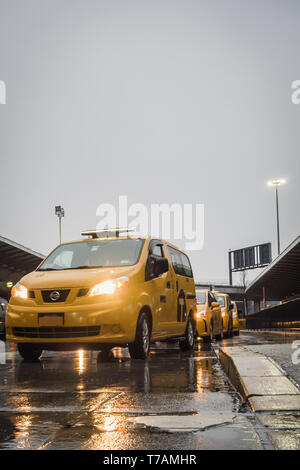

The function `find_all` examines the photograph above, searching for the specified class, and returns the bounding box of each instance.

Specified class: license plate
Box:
[38,313,64,327]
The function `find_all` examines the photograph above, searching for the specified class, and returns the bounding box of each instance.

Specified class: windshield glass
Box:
[38,238,145,271]
[196,292,206,304]
[215,295,225,308]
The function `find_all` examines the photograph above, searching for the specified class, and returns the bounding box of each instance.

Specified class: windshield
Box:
[38,238,145,271]
[196,292,206,305]
[215,295,225,308]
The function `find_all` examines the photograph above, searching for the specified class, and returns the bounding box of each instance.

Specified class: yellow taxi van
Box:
[213,292,234,338]
[6,229,197,361]
[195,289,223,342]
[231,301,240,336]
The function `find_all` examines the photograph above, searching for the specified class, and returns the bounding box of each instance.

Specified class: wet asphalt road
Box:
[0,331,298,450]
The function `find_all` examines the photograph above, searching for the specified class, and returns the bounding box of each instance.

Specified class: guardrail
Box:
[246,298,300,329]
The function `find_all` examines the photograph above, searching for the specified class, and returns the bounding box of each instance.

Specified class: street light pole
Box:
[55,206,65,244]
[275,184,280,255]
[268,179,285,257]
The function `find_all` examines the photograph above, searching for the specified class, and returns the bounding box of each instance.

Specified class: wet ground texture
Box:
[0,332,296,450]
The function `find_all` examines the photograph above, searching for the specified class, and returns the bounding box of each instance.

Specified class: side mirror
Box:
[153,257,169,277]
[211,301,219,308]
[228,303,234,311]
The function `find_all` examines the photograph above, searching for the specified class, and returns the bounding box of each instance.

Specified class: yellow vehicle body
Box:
[6,235,196,355]
[213,292,233,338]
[194,289,222,341]
[232,301,240,335]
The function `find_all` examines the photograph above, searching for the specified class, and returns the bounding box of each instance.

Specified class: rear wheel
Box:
[17,344,43,361]
[179,317,194,351]
[128,312,151,359]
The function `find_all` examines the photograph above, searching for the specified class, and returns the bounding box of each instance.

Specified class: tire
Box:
[179,317,195,351]
[234,330,240,336]
[215,321,224,341]
[128,311,151,359]
[203,322,214,343]
[17,344,43,361]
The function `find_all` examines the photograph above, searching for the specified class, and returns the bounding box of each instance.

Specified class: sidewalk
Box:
[219,344,300,450]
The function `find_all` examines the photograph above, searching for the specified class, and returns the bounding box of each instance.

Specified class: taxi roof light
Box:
[81,228,135,239]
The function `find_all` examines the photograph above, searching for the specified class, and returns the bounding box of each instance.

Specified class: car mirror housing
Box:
[153,257,169,277]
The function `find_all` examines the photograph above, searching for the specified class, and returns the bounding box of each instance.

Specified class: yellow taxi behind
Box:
[195,289,223,342]
[232,301,240,336]
[214,292,234,338]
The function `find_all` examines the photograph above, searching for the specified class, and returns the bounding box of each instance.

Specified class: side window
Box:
[151,244,164,257]
[145,240,165,281]
[180,253,193,278]
[167,246,193,278]
[208,292,213,306]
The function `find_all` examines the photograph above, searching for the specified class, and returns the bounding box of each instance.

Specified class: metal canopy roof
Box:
[0,235,44,278]
[246,235,300,301]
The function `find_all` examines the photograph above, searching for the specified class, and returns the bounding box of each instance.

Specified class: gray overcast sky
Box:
[0,0,299,284]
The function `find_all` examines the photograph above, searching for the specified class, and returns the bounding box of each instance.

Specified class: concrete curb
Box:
[218,346,300,413]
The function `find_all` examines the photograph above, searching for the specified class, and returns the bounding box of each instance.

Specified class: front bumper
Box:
[6,297,138,345]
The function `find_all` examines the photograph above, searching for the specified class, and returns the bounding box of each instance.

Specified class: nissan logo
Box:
[49,291,60,302]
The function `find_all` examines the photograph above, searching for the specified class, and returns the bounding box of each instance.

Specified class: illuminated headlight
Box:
[89,276,129,296]
[11,282,28,299]
[195,310,206,319]
[222,311,226,317]
[233,313,238,318]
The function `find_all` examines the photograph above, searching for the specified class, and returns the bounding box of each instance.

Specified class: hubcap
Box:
[187,321,193,346]
[142,320,149,353]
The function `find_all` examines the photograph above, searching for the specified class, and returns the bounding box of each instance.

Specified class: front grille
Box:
[13,326,100,338]
[41,289,70,303]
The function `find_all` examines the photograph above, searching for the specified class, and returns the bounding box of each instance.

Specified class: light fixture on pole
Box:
[55,205,65,244]
[267,179,285,256]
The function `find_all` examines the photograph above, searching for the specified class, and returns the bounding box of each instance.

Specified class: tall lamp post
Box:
[55,205,65,244]
[268,179,285,256]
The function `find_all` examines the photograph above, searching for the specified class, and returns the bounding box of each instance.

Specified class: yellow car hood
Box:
[19,266,134,289]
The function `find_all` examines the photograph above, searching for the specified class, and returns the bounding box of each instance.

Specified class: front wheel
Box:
[17,344,43,362]
[234,330,240,336]
[179,318,194,351]
[128,312,151,359]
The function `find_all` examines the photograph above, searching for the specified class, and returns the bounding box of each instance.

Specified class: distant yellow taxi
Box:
[214,292,234,338]
[194,289,223,342]
[231,301,240,336]
[6,230,197,361]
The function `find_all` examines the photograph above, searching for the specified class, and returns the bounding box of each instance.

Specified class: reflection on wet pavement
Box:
[0,334,268,450]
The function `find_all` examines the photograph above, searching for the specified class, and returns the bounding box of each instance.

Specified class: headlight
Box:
[222,311,226,317]
[233,313,238,318]
[11,282,28,299]
[89,276,129,296]
[195,310,206,318]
